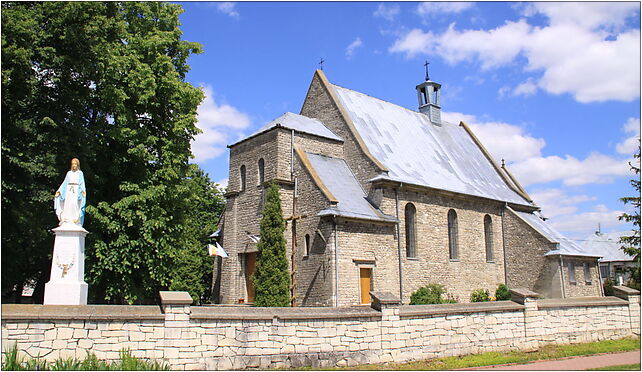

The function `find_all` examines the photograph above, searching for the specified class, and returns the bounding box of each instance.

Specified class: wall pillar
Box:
[613,286,641,335]
[160,291,202,370]
[371,291,401,363]
[510,288,541,350]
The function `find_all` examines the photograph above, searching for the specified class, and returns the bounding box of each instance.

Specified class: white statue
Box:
[54,158,86,226]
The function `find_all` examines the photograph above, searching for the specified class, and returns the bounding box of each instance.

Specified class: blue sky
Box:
[177,2,640,240]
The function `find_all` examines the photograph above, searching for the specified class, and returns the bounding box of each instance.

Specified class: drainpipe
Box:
[394,186,404,303]
[596,260,605,296]
[559,254,567,298]
[333,216,340,307]
[500,203,508,286]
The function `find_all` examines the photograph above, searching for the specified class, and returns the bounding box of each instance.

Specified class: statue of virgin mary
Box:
[54,158,87,226]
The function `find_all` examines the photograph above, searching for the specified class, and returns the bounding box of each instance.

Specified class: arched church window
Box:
[484,215,493,262]
[304,234,311,256]
[448,209,459,261]
[258,158,265,185]
[405,203,417,258]
[240,165,246,192]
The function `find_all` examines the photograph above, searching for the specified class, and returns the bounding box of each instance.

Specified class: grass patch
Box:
[292,337,640,370]
[588,364,640,371]
[2,344,169,371]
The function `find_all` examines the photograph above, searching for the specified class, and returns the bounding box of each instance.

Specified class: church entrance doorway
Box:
[245,252,256,303]
[359,268,372,304]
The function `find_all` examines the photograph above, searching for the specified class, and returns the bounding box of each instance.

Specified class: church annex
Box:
[214,70,602,306]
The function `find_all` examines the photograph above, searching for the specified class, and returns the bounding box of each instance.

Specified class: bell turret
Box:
[416,61,441,125]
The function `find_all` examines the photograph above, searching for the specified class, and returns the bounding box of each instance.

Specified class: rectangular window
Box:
[600,265,610,279]
[584,262,592,284]
[568,261,576,284]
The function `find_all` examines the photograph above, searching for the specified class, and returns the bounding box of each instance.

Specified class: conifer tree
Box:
[619,145,641,288]
[252,183,291,307]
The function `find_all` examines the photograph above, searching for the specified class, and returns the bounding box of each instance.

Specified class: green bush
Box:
[495,284,511,301]
[470,288,490,302]
[410,284,457,304]
[603,278,615,296]
[626,278,640,291]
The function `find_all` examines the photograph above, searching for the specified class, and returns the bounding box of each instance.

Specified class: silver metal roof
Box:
[511,209,601,258]
[331,84,530,206]
[254,112,342,142]
[580,231,635,262]
[305,152,397,223]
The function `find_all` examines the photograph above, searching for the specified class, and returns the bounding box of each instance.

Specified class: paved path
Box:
[461,350,640,370]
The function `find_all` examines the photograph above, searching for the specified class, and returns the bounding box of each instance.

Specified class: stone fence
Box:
[2,287,640,370]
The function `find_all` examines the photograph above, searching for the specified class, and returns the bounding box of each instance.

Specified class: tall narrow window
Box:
[448,209,459,260]
[304,234,311,256]
[240,165,246,192]
[484,215,493,262]
[568,261,576,284]
[583,262,592,284]
[405,203,417,258]
[258,158,265,185]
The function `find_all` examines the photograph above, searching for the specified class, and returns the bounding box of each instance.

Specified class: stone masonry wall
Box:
[378,187,506,303]
[503,208,558,296]
[2,291,639,371]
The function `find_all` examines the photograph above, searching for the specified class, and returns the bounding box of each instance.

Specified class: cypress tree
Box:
[252,183,291,307]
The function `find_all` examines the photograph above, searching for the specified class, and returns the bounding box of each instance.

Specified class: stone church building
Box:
[214,70,602,306]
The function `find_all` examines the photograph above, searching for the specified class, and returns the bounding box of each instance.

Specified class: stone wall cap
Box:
[537,296,628,309]
[370,291,401,304]
[510,288,541,298]
[1,304,164,320]
[613,286,641,295]
[159,291,193,305]
[191,305,381,320]
[399,301,524,317]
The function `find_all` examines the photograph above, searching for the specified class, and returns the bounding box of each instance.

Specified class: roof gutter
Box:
[394,187,404,304]
[333,216,340,307]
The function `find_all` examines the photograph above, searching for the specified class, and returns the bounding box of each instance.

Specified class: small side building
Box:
[581,231,637,285]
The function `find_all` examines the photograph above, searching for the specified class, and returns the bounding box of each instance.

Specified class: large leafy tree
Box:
[252,183,291,307]
[2,2,223,303]
[619,145,641,289]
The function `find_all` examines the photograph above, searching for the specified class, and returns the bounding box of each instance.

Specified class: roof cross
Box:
[319,58,325,71]
[424,60,430,81]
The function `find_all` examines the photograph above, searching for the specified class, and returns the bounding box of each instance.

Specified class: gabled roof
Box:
[580,231,636,262]
[508,208,601,258]
[302,151,397,223]
[328,83,532,207]
[231,112,342,147]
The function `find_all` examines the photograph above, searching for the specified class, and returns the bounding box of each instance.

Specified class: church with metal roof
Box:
[213,69,602,306]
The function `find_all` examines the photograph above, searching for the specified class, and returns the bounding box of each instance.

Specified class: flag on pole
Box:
[215,242,229,258]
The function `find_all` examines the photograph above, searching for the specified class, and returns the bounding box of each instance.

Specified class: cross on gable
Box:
[424,60,430,81]
[319,58,325,70]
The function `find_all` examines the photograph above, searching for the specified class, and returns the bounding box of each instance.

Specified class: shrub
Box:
[603,278,615,296]
[410,284,456,304]
[495,284,511,301]
[626,278,640,291]
[470,288,490,302]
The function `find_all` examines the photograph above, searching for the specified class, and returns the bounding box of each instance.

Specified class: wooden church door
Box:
[359,268,372,304]
[245,252,256,303]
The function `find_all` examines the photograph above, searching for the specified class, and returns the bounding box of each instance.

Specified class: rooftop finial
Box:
[424,60,430,81]
[319,58,325,71]
[501,158,505,168]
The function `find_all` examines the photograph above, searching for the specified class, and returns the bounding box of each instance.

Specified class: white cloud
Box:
[442,111,545,163]
[373,3,400,21]
[616,117,641,155]
[530,188,596,218]
[390,3,640,103]
[216,178,229,189]
[546,204,625,239]
[216,2,239,18]
[191,85,251,163]
[345,37,363,59]
[417,2,473,16]
[510,152,631,187]
[513,78,538,97]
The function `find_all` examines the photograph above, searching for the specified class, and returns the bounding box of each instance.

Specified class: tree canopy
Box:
[252,183,291,307]
[2,2,224,304]
[619,145,641,289]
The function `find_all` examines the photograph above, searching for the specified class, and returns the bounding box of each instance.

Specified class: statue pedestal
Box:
[44,223,88,305]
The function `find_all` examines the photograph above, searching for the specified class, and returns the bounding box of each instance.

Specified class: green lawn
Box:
[588,363,641,371]
[292,336,640,370]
